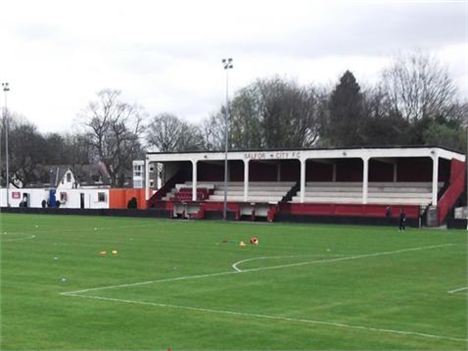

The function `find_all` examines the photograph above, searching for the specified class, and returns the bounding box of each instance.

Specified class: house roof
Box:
[23,163,112,188]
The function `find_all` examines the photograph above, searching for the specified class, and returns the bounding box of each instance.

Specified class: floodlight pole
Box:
[2,82,10,207]
[222,58,233,220]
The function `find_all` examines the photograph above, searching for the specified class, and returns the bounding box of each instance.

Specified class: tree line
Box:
[1,51,466,188]
[152,52,467,152]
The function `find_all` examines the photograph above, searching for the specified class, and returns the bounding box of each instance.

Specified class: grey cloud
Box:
[226,2,466,58]
[15,23,63,42]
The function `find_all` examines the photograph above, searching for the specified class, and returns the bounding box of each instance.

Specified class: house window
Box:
[134,165,142,177]
[66,173,71,182]
[60,192,67,202]
[98,192,106,202]
[149,165,154,172]
[149,180,154,187]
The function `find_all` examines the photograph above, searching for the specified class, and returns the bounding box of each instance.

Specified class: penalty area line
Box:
[64,293,468,343]
[60,270,237,296]
[61,243,454,296]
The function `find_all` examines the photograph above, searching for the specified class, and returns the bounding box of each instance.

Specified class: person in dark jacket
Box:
[385,206,392,225]
[399,209,406,231]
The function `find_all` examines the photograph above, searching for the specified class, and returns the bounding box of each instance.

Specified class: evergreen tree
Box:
[323,71,365,147]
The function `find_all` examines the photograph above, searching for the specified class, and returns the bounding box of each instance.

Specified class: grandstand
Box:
[144,146,465,225]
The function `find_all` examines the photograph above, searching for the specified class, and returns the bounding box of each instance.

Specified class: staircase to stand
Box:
[147,170,189,208]
[437,159,466,224]
[280,181,300,203]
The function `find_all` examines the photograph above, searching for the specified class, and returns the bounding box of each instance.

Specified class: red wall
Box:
[197,161,245,182]
[109,189,146,209]
[397,158,432,182]
[336,159,363,182]
[369,160,393,182]
[198,162,223,181]
[280,160,300,181]
[280,202,421,219]
[230,160,244,181]
[396,157,449,182]
[306,161,333,181]
[438,158,450,182]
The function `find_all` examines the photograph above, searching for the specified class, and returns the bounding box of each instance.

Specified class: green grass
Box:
[1,213,467,350]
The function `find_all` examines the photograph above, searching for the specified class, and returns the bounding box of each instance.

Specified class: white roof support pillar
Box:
[243,160,249,202]
[362,157,369,204]
[300,159,306,203]
[192,160,198,201]
[432,155,439,206]
[145,159,150,201]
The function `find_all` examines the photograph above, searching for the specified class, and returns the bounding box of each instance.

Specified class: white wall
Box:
[0,188,49,207]
[57,189,109,209]
[0,188,109,209]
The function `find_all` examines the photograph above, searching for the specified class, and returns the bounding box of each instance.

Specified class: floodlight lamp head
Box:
[2,82,9,92]
[222,58,234,69]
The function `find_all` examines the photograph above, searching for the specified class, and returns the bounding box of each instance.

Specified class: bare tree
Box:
[382,52,457,122]
[64,133,93,167]
[146,113,204,152]
[259,78,321,148]
[201,112,225,151]
[0,115,48,186]
[146,113,185,152]
[205,77,321,150]
[80,89,145,187]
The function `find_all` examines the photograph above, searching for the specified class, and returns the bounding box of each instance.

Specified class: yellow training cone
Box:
[239,241,246,248]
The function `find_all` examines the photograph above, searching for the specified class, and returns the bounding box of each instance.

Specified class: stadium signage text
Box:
[244,151,301,160]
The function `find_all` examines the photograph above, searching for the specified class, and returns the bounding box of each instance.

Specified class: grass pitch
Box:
[1,213,467,350]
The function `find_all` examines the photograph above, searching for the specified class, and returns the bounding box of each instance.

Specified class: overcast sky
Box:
[1,0,467,133]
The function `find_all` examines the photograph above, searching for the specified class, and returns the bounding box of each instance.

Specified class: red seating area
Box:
[171,187,211,202]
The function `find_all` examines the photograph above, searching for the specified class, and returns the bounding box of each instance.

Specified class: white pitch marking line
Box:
[448,287,468,294]
[65,293,468,343]
[232,255,305,272]
[241,243,455,274]
[60,270,236,296]
[61,243,454,296]
[232,254,345,272]
[0,232,36,242]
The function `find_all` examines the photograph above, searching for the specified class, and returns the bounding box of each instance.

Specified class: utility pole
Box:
[2,82,10,207]
[222,58,233,220]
